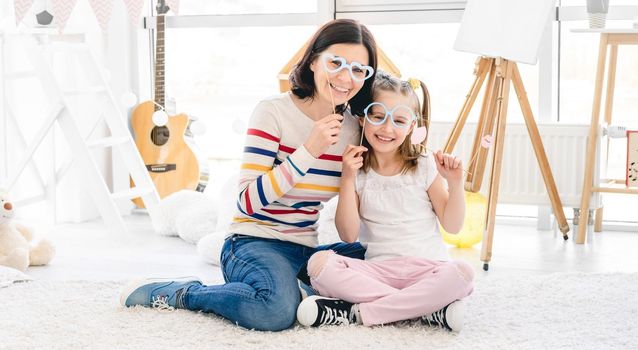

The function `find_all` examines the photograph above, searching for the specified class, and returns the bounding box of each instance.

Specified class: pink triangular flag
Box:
[166,0,180,14]
[122,0,144,27]
[52,0,77,34]
[14,0,35,25]
[89,0,114,32]
[411,126,428,145]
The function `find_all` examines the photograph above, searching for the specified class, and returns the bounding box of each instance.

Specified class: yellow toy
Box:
[441,191,487,248]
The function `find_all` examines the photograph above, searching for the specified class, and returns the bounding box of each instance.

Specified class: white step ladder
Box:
[5,40,162,234]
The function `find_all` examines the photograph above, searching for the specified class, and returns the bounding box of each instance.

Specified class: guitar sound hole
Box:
[151,126,170,146]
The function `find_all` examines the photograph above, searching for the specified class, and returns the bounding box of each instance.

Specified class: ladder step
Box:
[111,187,155,200]
[86,136,130,149]
[5,70,36,80]
[22,41,162,235]
[63,86,106,96]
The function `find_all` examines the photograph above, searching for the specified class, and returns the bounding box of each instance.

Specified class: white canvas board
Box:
[454,0,555,65]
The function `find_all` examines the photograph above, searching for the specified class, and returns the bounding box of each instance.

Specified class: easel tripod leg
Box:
[481,60,512,270]
[467,63,499,193]
[444,57,492,153]
[511,63,570,239]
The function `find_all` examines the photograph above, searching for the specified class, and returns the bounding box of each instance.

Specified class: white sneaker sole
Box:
[296,295,325,327]
[119,277,202,307]
[445,300,466,332]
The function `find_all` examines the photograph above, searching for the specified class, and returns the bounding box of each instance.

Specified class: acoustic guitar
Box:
[130,0,200,208]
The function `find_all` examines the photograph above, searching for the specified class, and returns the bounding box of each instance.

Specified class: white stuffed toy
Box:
[196,186,342,266]
[154,190,218,244]
[0,191,55,272]
[155,172,239,246]
[196,173,237,265]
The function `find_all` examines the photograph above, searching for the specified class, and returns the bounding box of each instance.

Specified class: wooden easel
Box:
[444,56,570,271]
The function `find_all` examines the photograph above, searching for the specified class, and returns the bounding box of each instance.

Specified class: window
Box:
[176,0,317,15]
[337,0,466,12]
[164,26,316,159]
[148,1,330,160]
[561,0,638,6]
[150,0,638,226]
[367,23,540,125]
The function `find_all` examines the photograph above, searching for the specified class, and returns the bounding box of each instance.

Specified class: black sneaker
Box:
[297,296,359,327]
[421,300,465,332]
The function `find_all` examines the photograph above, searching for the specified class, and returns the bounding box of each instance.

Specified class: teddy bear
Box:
[0,191,55,272]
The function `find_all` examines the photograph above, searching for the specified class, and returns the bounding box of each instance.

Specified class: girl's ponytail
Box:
[408,78,431,151]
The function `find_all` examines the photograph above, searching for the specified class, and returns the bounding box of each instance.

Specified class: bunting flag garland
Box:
[13,0,149,32]
[166,0,180,15]
[52,0,78,33]
[89,0,114,32]
[14,0,35,25]
[122,0,145,27]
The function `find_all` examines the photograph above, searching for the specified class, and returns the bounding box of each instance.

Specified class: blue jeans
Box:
[183,234,365,331]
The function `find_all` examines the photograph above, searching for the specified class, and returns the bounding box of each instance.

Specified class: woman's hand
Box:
[341,144,367,182]
[304,114,344,158]
[435,150,463,185]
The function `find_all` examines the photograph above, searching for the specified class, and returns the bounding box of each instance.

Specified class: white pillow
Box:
[196,231,227,266]
[0,266,31,288]
[155,190,218,239]
[317,196,341,245]
[215,173,239,232]
[175,203,218,244]
[195,173,238,266]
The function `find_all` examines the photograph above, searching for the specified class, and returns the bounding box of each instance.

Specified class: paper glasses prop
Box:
[321,53,374,82]
[359,102,494,176]
[360,102,427,145]
[320,53,374,115]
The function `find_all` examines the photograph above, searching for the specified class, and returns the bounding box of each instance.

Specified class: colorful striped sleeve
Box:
[236,101,316,215]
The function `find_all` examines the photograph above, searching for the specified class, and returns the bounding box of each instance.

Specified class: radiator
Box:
[427,122,599,209]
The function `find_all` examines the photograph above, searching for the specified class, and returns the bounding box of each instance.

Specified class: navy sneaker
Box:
[298,279,315,300]
[119,277,202,310]
[421,300,466,332]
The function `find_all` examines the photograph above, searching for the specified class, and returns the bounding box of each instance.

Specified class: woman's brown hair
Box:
[362,70,431,174]
[289,19,378,116]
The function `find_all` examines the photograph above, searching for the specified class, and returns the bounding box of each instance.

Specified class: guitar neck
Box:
[154,14,165,110]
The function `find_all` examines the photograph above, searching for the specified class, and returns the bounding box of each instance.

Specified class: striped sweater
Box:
[228,92,359,247]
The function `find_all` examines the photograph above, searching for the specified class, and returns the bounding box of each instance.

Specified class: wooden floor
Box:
[26,213,638,283]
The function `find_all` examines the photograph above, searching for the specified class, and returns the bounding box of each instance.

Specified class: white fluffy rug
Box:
[2,273,636,350]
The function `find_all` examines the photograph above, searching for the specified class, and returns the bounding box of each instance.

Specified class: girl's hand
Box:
[304,114,344,158]
[435,150,463,184]
[341,144,367,182]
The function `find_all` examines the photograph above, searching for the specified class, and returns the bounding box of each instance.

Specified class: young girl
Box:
[296,71,474,331]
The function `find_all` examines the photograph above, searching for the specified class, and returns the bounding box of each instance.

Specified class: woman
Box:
[120,19,378,331]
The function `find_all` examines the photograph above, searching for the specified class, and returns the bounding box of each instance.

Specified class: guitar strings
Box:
[151,100,166,110]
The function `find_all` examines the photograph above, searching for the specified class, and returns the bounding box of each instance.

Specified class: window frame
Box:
[134,1,638,229]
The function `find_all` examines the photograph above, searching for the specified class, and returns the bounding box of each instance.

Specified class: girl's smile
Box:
[362,90,416,155]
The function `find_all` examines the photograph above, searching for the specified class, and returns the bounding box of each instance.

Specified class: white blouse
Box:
[356,152,450,262]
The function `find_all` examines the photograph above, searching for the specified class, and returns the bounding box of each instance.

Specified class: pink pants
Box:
[309,251,475,326]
